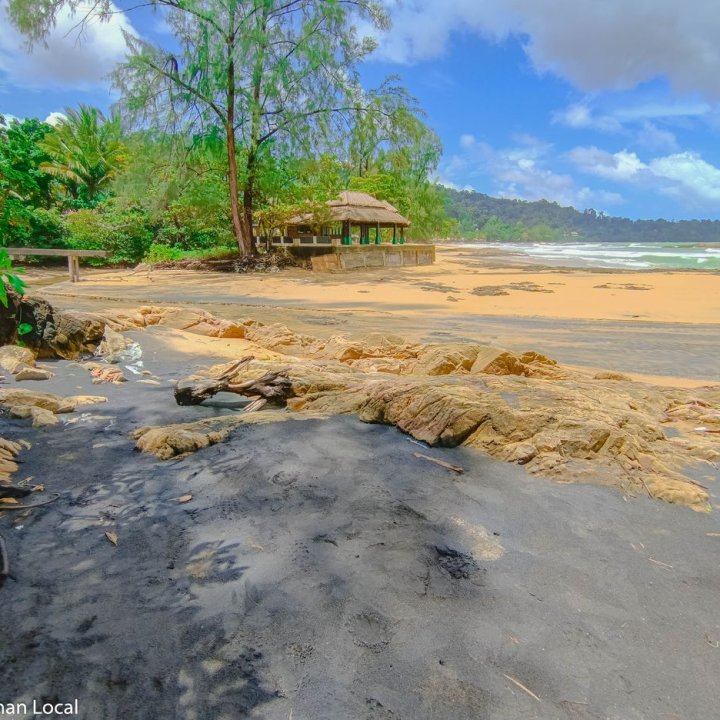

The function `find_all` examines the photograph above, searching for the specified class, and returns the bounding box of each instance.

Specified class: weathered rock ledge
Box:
[1,295,718,509]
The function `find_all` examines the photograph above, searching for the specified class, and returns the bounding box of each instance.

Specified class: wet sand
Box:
[1,330,720,719]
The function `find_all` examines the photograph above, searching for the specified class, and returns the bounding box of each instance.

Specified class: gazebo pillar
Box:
[400,226,405,244]
[375,222,381,245]
[392,225,397,245]
[342,220,351,245]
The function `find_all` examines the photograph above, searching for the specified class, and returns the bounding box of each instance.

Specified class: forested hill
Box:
[441,187,720,243]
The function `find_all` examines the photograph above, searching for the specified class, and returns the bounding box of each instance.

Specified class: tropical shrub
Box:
[0,248,26,307]
[142,242,184,263]
[63,205,154,264]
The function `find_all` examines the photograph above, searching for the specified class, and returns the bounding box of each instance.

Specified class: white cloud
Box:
[0,1,135,90]
[441,135,623,209]
[569,144,720,205]
[553,104,623,133]
[377,0,720,98]
[459,133,477,149]
[44,111,67,126]
[649,152,720,203]
[568,147,648,182]
[635,122,679,153]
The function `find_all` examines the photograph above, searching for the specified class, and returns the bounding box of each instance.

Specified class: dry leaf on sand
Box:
[105,531,118,546]
[177,495,193,504]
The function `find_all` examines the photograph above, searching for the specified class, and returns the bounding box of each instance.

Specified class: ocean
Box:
[447,241,720,270]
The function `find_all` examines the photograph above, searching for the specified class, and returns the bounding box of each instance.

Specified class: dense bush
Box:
[155,204,234,250]
[63,205,154,264]
[142,242,184,263]
[1,202,66,248]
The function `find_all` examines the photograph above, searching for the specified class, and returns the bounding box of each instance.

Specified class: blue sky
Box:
[3,0,720,220]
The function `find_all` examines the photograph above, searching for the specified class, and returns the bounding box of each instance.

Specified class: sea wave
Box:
[449,241,720,270]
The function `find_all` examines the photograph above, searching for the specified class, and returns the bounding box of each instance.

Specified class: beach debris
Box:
[472,282,553,296]
[0,493,60,510]
[95,326,141,364]
[104,531,118,546]
[174,357,293,409]
[81,362,127,384]
[434,544,479,579]
[147,251,300,274]
[503,674,542,702]
[594,283,653,291]
[177,495,193,504]
[0,485,32,500]
[414,453,465,474]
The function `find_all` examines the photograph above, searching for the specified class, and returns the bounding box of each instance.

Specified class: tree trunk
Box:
[243,157,256,256]
[226,45,252,258]
[226,123,252,257]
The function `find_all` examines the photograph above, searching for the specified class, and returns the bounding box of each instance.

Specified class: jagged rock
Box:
[132,416,245,460]
[0,289,105,359]
[471,348,561,378]
[9,404,58,427]
[136,306,246,338]
[0,346,36,374]
[46,312,106,359]
[0,388,106,429]
[412,344,480,376]
[0,437,29,482]
[96,327,131,363]
[14,367,54,381]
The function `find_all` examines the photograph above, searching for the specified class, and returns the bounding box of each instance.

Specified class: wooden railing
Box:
[5,247,109,282]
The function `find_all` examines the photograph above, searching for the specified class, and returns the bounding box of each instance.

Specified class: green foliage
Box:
[0,116,65,247]
[0,248,26,308]
[40,106,126,206]
[442,187,720,243]
[63,205,153,264]
[142,242,184,263]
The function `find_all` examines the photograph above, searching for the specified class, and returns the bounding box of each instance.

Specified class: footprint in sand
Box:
[346,609,394,652]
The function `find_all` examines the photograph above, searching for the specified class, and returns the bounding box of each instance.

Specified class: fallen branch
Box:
[413,453,465,474]
[174,358,294,411]
[174,357,254,405]
[503,673,542,702]
[0,493,61,510]
[0,485,32,500]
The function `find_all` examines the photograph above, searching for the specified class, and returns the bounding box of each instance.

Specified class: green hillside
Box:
[441,187,720,244]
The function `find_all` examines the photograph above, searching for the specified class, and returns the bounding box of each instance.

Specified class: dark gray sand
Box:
[1,333,720,719]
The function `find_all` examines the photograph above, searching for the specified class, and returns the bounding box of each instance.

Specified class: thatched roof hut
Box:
[289,191,411,227]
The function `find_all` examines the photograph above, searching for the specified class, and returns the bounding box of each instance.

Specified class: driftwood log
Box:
[174,357,294,412]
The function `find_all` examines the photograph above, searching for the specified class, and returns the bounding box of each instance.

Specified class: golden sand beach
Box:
[30,245,720,385]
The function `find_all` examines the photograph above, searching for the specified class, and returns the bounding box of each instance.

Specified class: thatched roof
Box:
[288,191,411,227]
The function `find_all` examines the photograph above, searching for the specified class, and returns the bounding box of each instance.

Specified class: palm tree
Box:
[40,106,126,204]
